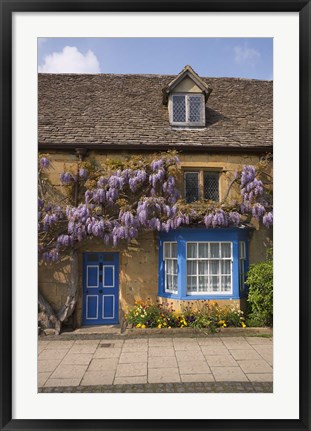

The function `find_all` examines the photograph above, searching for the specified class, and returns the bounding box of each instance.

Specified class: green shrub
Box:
[245,249,273,327]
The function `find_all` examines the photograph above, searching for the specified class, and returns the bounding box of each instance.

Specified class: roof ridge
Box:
[38,72,272,82]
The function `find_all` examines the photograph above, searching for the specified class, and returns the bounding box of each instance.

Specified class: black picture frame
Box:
[0,1,310,430]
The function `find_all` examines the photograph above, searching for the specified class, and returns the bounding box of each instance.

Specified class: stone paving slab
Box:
[38,372,51,387]
[148,338,173,347]
[50,364,88,379]
[39,349,69,361]
[116,362,147,377]
[211,366,249,382]
[148,367,180,383]
[45,378,81,387]
[114,376,148,385]
[119,352,147,363]
[88,358,118,371]
[70,344,98,354]
[38,359,62,373]
[205,355,239,367]
[230,349,262,360]
[45,340,75,350]
[148,347,175,357]
[148,356,178,369]
[93,348,122,359]
[178,360,211,374]
[181,373,214,383]
[81,370,115,386]
[62,353,93,365]
[237,359,273,374]
[200,345,230,355]
[38,336,273,392]
[246,373,273,382]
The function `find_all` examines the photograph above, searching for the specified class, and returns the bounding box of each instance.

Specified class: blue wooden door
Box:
[83,252,119,325]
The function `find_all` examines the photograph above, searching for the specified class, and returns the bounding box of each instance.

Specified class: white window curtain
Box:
[186,242,232,294]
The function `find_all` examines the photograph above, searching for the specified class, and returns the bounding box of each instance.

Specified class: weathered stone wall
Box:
[38,149,272,326]
[157,297,247,312]
[39,257,72,311]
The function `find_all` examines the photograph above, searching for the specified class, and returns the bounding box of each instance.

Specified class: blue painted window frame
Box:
[158,228,250,300]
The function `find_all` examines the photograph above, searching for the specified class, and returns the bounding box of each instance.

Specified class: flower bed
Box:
[124,299,247,333]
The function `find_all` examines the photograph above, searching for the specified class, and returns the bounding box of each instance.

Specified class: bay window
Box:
[159,228,249,300]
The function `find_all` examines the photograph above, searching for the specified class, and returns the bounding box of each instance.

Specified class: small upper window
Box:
[170,94,205,126]
[184,170,219,203]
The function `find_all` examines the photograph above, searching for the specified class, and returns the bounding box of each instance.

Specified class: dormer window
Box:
[162,65,212,129]
[170,94,205,127]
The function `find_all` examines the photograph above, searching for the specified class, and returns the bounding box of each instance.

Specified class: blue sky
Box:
[38,38,273,80]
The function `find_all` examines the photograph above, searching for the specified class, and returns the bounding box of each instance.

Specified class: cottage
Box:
[38,65,272,329]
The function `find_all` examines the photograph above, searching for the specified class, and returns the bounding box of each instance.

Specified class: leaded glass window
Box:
[188,96,202,122]
[184,170,219,202]
[172,95,186,123]
[184,172,199,203]
[204,172,219,201]
[186,242,232,294]
[163,242,178,293]
[170,94,205,126]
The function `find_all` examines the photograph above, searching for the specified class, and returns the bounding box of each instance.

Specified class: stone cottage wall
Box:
[38,149,272,326]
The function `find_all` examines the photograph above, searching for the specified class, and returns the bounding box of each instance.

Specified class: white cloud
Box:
[234,44,261,66]
[38,46,100,73]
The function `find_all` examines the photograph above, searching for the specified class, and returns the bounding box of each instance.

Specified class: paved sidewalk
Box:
[38,336,273,391]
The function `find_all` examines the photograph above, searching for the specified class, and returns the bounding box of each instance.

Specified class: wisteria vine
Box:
[38,152,273,262]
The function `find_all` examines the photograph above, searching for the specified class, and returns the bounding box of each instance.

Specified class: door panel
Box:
[86,295,98,319]
[103,265,114,287]
[86,265,99,288]
[83,253,119,325]
[102,295,114,319]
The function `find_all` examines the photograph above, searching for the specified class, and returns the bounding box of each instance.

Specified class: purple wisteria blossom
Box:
[263,211,273,228]
[79,168,88,179]
[60,172,72,185]
[40,157,50,169]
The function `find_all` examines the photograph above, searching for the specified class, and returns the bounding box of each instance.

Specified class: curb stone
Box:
[38,381,273,393]
[39,327,273,342]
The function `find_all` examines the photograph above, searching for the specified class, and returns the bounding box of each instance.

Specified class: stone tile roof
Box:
[38,73,273,150]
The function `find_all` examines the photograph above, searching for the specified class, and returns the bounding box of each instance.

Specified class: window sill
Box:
[170,125,206,130]
[159,292,241,301]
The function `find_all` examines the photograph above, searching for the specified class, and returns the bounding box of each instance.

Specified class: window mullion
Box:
[199,170,204,199]
[196,243,199,293]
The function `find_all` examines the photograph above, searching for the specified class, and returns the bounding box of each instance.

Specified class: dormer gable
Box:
[162,65,212,128]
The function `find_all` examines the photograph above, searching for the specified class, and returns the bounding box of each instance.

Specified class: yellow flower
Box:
[136,323,141,328]
[141,324,146,329]
[158,324,162,328]
[241,322,246,328]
